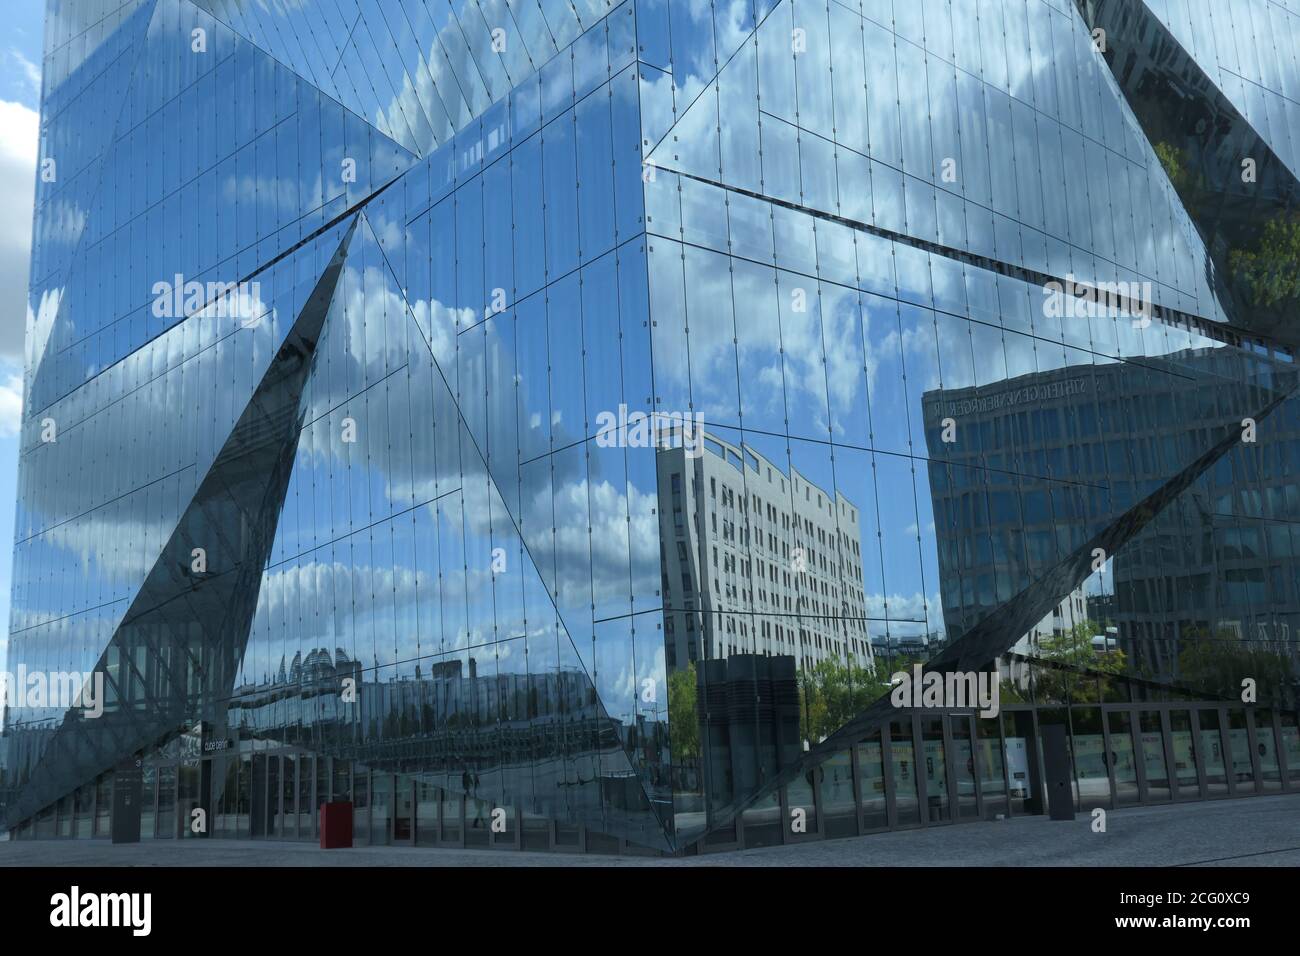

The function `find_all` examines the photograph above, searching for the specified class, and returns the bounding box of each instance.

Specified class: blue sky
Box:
[0,0,46,667]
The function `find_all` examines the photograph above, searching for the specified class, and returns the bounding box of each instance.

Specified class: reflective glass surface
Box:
[3,0,1299,853]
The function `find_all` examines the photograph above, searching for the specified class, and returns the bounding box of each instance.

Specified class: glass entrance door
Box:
[394,776,414,844]
[857,733,888,830]
[140,764,157,838]
[156,764,176,838]
[976,717,1007,819]
[888,720,920,826]
[371,773,391,845]
[819,750,857,838]
[1071,708,1110,810]
[1106,711,1140,804]
[177,761,201,838]
[279,756,296,839]
[1004,711,1041,813]
[920,718,950,823]
[250,755,267,838]
[237,753,252,837]
[783,769,819,842]
[416,781,439,845]
[1255,711,1283,792]
[1198,708,1229,796]
[1138,711,1171,802]
[1168,711,1201,799]
[1227,708,1256,792]
[1282,712,1300,787]
[265,757,280,837]
[300,758,316,839]
[440,790,462,845]
[948,717,979,820]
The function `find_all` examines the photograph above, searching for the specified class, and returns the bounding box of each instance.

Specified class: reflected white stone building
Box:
[655,429,871,673]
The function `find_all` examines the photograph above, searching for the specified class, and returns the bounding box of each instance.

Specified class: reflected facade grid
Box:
[2,0,1299,853]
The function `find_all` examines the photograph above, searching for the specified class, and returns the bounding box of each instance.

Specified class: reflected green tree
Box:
[1177,626,1296,702]
[1009,621,1127,704]
[1155,141,1199,197]
[666,664,699,763]
[1228,213,1300,308]
[999,671,1029,705]
[798,654,923,743]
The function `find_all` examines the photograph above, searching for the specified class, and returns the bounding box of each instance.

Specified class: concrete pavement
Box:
[1,791,1296,866]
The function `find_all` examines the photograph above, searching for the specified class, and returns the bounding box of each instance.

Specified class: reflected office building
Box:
[4,0,1300,854]
[922,348,1300,699]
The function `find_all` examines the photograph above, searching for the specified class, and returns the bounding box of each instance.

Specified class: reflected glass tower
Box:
[3,0,1299,852]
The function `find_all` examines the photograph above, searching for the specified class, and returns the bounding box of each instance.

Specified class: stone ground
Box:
[1,791,1296,866]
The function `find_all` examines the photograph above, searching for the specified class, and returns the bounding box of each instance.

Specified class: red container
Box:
[319,801,354,849]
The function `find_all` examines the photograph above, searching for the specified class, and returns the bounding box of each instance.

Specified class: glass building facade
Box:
[2,0,1298,853]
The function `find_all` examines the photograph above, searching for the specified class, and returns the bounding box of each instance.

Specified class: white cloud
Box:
[0,367,21,437]
[8,48,41,99]
[0,98,38,364]
[864,591,945,637]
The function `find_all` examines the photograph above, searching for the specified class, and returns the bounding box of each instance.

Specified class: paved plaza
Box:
[1,793,1296,867]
